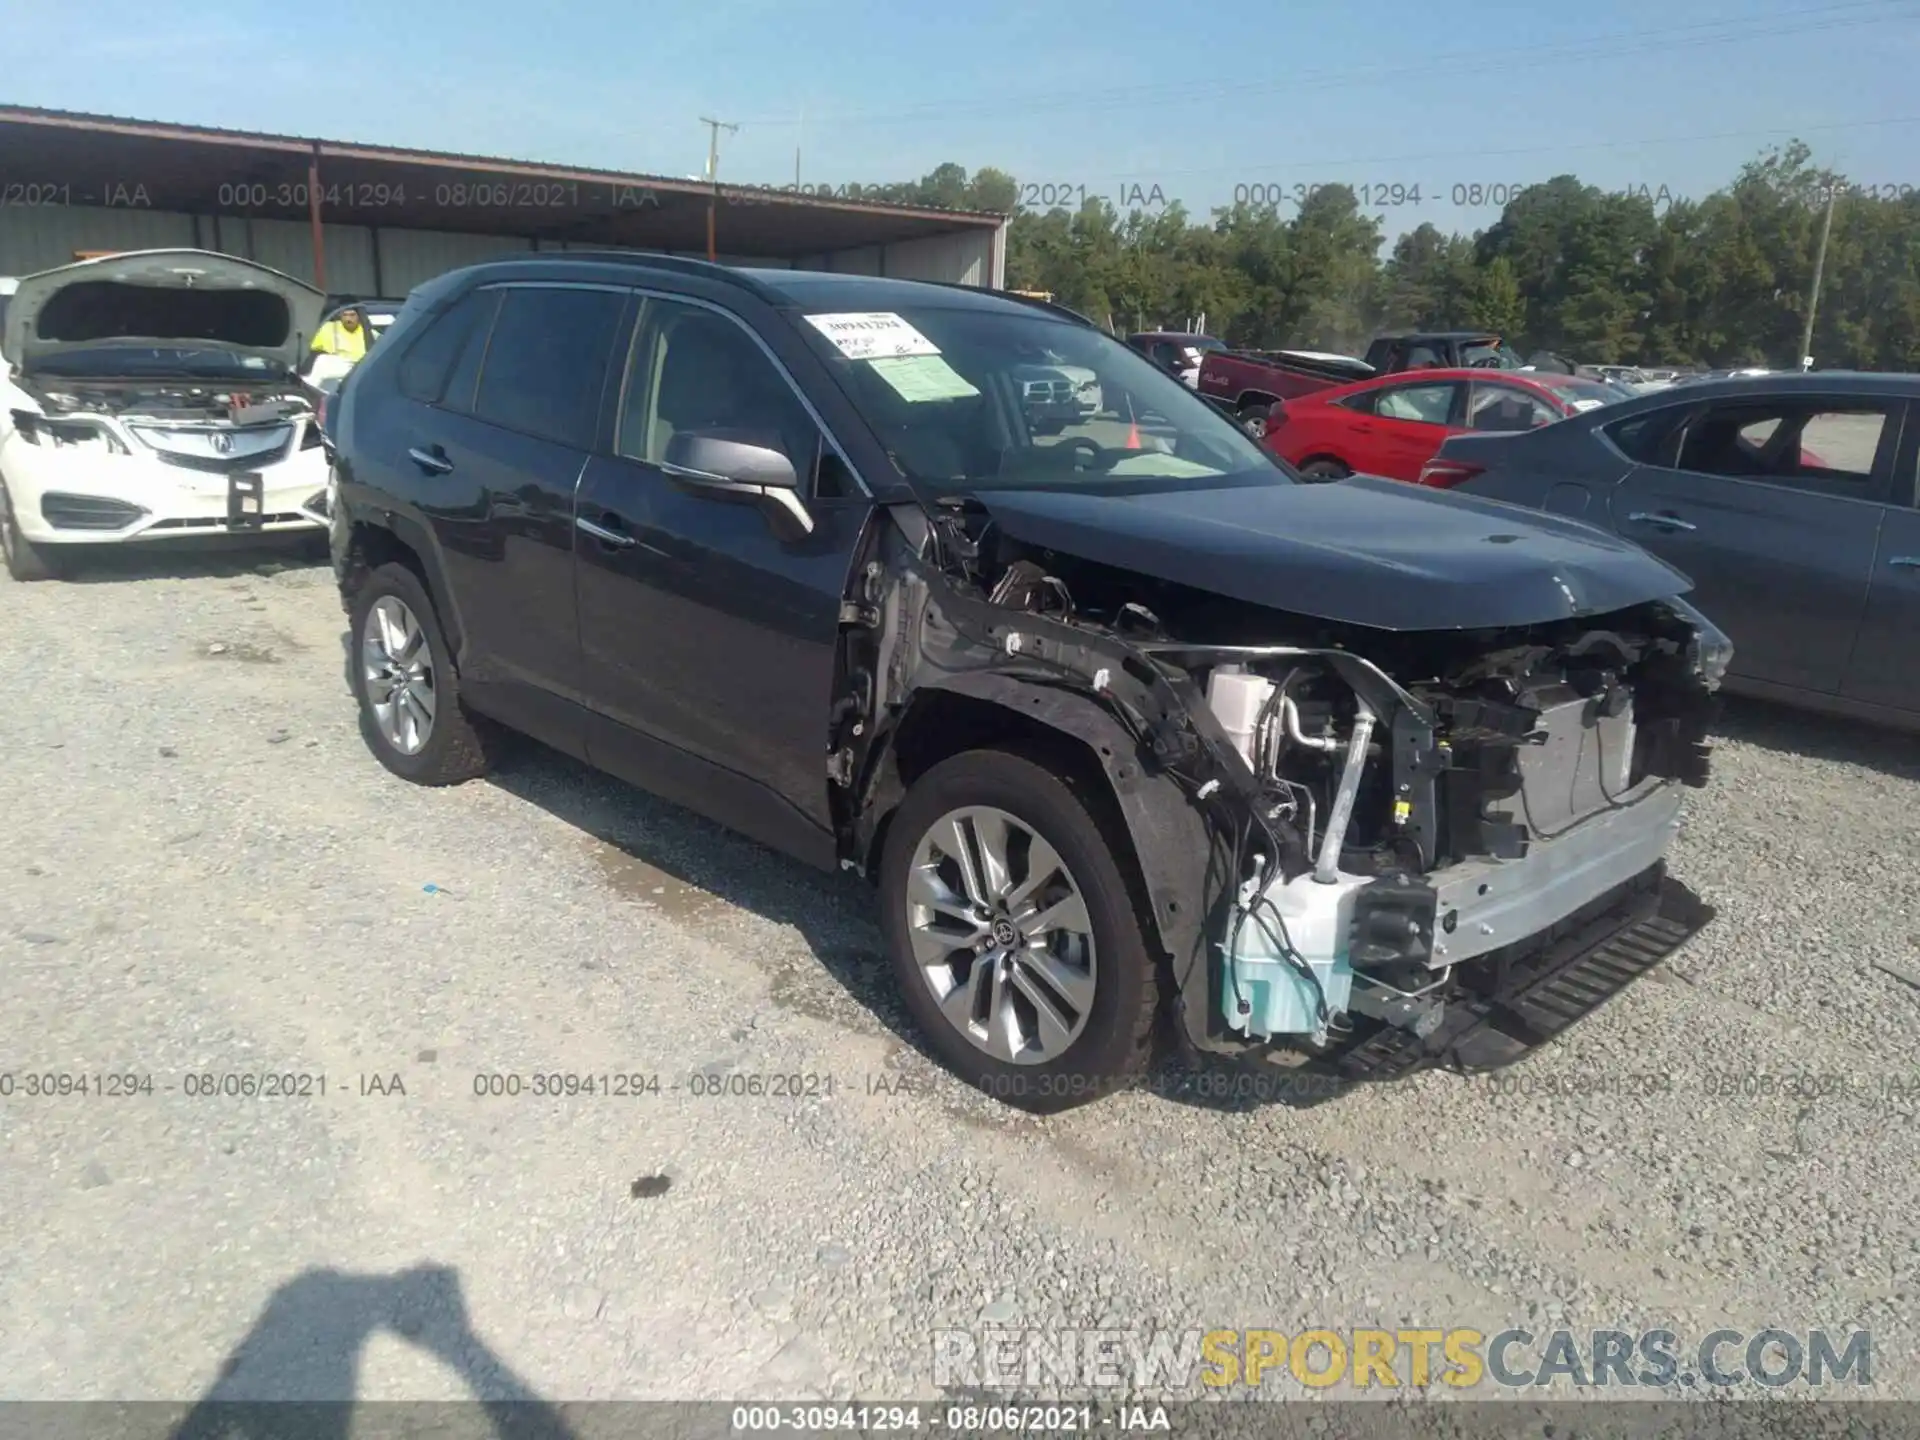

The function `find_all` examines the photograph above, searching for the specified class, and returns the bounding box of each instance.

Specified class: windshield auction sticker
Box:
[804,312,941,360]
[868,354,980,402]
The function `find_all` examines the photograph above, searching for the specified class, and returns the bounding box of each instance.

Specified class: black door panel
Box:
[419,285,630,750]
[425,414,593,743]
[573,296,870,867]
[575,452,867,859]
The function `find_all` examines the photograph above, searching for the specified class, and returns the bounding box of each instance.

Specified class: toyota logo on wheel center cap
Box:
[991,918,1020,948]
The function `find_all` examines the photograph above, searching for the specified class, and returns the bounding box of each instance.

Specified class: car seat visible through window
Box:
[649,311,818,477]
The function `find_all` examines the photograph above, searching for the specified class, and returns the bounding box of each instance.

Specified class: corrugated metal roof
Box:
[0,105,1009,224]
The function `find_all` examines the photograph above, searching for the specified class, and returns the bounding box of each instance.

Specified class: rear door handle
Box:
[1627,510,1697,532]
[407,446,453,475]
[1891,556,1920,569]
[575,515,636,548]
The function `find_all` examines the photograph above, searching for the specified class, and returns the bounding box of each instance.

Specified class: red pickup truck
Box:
[1197,331,1529,437]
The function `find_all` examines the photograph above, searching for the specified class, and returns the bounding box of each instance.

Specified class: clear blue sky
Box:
[6,0,1918,235]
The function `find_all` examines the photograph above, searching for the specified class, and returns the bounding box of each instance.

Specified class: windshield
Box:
[26,346,288,380]
[1460,339,1528,370]
[1536,375,1632,408]
[797,307,1284,491]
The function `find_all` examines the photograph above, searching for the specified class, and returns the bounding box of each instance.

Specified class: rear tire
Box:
[1299,458,1351,482]
[349,561,497,786]
[0,483,61,582]
[878,749,1162,1114]
[1238,402,1272,439]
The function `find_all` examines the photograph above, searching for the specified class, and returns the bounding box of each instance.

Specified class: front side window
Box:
[470,287,626,448]
[790,305,1280,491]
[1376,382,1458,425]
[1460,339,1526,370]
[617,299,822,483]
[1467,382,1557,431]
[1674,399,1890,495]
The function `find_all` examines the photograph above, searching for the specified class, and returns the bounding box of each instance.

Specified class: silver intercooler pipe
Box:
[1312,700,1377,884]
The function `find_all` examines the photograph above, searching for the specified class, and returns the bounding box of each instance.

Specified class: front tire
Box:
[879,749,1161,1113]
[349,561,496,785]
[0,483,61,582]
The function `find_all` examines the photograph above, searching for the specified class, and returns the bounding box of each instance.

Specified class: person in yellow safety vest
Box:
[311,308,368,363]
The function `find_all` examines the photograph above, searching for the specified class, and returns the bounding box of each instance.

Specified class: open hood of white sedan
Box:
[5,249,325,374]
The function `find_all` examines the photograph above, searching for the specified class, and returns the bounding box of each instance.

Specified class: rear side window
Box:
[1604,406,1687,463]
[397,292,486,404]
[1376,382,1456,424]
[471,287,627,448]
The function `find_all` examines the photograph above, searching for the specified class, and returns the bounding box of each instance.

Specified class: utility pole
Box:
[700,116,739,262]
[795,106,803,189]
[1800,180,1838,371]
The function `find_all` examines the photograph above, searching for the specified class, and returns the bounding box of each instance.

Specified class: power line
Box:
[1089,112,1920,189]
[723,112,1920,201]
[733,0,1915,130]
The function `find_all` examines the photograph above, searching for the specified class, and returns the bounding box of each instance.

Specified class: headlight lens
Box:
[10,410,128,454]
[1669,596,1733,688]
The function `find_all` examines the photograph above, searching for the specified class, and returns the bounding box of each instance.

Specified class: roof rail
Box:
[488,248,787,302]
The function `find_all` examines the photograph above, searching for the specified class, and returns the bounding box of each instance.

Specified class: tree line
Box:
[849,144,1920,371]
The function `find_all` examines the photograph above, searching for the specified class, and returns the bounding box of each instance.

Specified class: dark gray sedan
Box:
[1422,372,1920,730]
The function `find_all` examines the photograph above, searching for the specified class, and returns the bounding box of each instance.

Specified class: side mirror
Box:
[661,430,813,539]
[664,431,798,489]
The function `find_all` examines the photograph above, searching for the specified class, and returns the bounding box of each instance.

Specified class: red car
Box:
[1265,368,1628,483]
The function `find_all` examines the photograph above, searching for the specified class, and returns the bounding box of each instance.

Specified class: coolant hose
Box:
[1312,700,1376,884]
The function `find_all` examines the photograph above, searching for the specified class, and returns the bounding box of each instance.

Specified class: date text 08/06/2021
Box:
[729,1403,1172,1432]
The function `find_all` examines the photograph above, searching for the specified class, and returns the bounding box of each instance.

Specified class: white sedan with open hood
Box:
[0,250,331,581]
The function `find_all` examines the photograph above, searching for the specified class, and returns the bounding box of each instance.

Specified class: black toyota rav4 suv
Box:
[328,252,1728,1111]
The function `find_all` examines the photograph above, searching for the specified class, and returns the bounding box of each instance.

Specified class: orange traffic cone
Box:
[1125,420,1141,449]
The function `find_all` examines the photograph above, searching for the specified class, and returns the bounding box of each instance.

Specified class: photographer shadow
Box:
[169,1263,575,1440]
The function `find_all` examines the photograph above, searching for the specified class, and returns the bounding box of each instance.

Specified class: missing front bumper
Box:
[1331,862,1714,1085]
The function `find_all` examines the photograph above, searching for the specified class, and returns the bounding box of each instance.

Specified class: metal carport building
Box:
[0,107,1009,298]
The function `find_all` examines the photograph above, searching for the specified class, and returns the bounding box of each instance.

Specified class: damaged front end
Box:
[835,498,1726,1083]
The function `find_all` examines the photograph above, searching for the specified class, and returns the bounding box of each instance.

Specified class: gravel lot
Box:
[1,542,1917,1413]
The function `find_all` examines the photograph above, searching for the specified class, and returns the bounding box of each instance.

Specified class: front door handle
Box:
[407,446,453,475]
[1627,510,1697,532]
[1891,556,1920,569]
[575,515,636,548]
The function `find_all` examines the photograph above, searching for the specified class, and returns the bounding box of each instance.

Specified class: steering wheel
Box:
[1062,436,1116,472]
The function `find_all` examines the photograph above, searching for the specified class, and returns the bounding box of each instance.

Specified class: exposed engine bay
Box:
[17,373,312,426]
[839,496,1727,1080]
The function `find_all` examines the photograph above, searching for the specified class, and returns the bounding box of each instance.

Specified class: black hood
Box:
[976,475,1693,632]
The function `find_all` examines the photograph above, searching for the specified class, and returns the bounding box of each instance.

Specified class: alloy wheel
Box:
[362,595,437,755]
[905,805,1098,1064]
